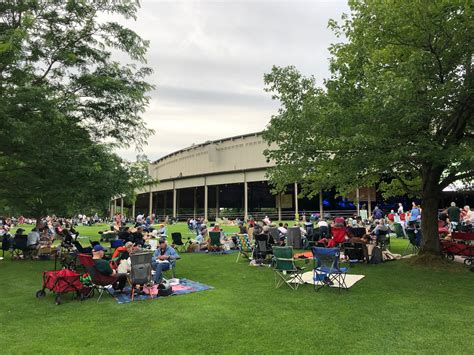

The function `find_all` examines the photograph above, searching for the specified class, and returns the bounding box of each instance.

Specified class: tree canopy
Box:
[263,0,473,254]
[0,0,154,217]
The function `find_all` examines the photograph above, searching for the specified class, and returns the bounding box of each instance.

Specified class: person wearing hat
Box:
[151,237,179,284]
[92,244,127,291]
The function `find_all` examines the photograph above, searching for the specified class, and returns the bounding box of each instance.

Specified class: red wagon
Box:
[36,269,84,305]
[441,232,474,266]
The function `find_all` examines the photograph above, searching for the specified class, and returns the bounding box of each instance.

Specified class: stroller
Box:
[36,269,84,305]
[441,232,474,266]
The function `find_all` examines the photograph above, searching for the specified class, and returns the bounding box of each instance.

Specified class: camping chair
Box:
[348,227,366,238]
[376,230,391,250]
[162,256,180,279]
[329,227,347,248]
[171,232,187,253]
[342,242,366,265]
[272,246,305,290]
[235,234,253,262]
[254,234,273,264]
[269,227,281,244]
[2,235,11,258]
[392,223,406,238]
[78,253,117,302]
[208,231,223,253]
[403,229,421,256]
[130,251,153,301]
[312,247,348,293]
[12,235,29,260]
[73,240,93,254]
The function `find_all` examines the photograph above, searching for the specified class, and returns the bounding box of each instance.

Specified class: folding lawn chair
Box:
[73,240,93,254]
[171,232,187,253]
[403,229,421,256]
[12,235,29,260]
[162,256,180,279]
[312,247,348,293]
[208,231,223,253]
[272,246,305,290]
[2,235,11,258]
[392,223,406,238]
[376,230,391,250]
[235,234,253,262]
[130,251,153,301]
[254,234,273,264]
[78,254,117,302]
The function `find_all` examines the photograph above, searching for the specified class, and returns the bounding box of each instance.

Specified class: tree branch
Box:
[440,171,474,190]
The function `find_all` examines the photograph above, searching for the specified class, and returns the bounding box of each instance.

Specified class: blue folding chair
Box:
[312,247,348,292]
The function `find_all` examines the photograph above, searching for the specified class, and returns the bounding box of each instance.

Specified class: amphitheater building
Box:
[111,132,471,221]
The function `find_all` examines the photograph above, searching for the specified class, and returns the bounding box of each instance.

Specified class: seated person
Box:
[211,223,222,233]
[118,227,132,242]
[26,227,40,257]
[92,245,127,291]
[111,241,134,261]
[151,238,179,283]
[238,223,247,234]
[277,222,287,237]
[157,224,167,236]
[334,216,345,228]
[253,222,263,236]
[317,219,330,238]
[372,219,390,244]
[131,226,145,246]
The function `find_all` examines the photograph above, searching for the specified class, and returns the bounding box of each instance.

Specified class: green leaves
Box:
[264,0,473,198]
[0,0,154,216]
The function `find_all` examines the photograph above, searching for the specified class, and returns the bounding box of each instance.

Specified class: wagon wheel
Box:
[444,253,454,261]
[464,258,472,266]
[55,295,61,305]
[36,290,46,298]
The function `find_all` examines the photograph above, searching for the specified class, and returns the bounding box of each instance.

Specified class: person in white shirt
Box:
[277,222,287,236]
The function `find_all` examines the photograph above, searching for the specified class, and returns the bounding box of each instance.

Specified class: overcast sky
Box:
[115,0,349,161]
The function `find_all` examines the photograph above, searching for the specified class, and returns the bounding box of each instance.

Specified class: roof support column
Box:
[244,173,248,221]
[148,190,153,217]
[204,177,208,221]
[173,181,177,218]
[215,186,219,220]
[193,187,197,219]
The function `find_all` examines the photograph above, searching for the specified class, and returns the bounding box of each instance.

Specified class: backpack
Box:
[370,246,383,264]
[158,279,173,296]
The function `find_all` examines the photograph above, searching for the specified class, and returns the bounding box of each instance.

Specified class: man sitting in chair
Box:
[92,245,127,291]
[151,237,179,283]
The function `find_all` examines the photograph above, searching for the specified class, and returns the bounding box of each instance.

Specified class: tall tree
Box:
[263,0,474,255]
[0,0,154,216]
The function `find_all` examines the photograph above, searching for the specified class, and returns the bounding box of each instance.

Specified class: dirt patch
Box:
[405,254,469,272]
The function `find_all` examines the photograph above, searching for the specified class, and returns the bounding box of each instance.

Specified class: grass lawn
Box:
[0,223,472,354]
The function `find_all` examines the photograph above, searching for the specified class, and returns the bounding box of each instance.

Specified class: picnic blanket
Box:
[107,278,213,304]
[289,272,365,289]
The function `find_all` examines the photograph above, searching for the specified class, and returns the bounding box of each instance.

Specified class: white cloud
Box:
[115,0,349,160]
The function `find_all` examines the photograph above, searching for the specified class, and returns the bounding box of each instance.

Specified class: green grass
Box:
[0,223,472,354]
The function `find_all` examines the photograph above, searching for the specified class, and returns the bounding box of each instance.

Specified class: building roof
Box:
[152,131,263,164]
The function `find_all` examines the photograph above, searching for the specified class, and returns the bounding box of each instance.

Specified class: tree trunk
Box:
[420,166,443,256]
[420,190,440,255]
